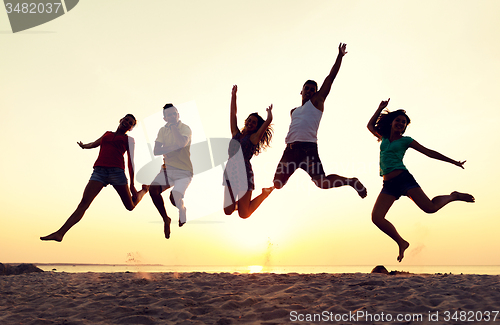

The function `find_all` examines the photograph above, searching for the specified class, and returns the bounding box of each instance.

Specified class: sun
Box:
[248,265,263,273]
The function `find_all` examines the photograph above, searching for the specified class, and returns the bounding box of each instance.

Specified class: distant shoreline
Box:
[32,263,165,267]
[4,263,500,276]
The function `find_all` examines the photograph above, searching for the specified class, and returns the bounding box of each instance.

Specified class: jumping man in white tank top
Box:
[273,43,367,198]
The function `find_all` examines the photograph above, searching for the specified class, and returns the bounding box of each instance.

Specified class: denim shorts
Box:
[381,170,420,200]
[89,167,128,187]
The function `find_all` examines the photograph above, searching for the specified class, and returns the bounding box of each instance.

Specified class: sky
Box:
[1,0,499,268]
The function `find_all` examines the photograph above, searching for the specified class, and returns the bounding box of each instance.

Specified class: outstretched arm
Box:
[313,43,348,108]
[250,104,273,145]
[367,99,390,139]
[410,140,466,168]
[77,134,104,149]
[230,85,240,137]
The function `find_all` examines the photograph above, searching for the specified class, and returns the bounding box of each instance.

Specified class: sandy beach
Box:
[1,272,499,324]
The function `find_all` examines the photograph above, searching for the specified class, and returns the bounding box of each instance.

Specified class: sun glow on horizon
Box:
[248,265,264,273]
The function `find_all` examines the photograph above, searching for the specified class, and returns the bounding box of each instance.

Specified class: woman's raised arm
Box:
[230,85,240,137]
[367,99,390,139]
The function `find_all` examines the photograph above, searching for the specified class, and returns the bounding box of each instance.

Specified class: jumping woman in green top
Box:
[367,98,475,262]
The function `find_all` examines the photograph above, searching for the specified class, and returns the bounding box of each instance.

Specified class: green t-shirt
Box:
[379,136,414,176]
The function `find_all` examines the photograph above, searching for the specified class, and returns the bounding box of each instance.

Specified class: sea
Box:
[33,264,500,275]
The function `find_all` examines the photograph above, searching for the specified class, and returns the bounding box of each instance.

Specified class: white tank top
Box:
[284,100,323,144]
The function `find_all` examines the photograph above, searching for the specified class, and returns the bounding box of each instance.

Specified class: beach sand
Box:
[1,272,499,324]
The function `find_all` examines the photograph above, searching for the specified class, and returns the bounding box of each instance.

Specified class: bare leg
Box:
[223,184,237,215]
[149,185,171,239]
[371,193,409,262]
[313,175,367,198]
[237,187,274,219]
[272,160,290,190]
[171,191,187,227]
[40,180,105,242]
[407,188,475,214]
[137,185,150,204]
[113,184,149,211]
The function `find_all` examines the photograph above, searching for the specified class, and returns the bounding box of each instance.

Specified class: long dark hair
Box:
[245,112,273,156]
[374,109,410,140]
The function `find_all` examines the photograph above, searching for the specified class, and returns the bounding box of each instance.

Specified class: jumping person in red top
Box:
[40,114,149,242]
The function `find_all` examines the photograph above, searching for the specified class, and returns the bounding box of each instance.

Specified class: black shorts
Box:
[381,170,420,200]
[273,142,325,188]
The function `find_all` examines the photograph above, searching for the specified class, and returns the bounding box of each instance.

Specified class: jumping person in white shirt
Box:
[273,43,367,198]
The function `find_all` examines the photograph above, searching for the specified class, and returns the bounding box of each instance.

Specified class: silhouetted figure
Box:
[223,85,274,219]
[367,98,475,262]
[40,114,149,242]
[273,43,367,198]
[149,104,193,239]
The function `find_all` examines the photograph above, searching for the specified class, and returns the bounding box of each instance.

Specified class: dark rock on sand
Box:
[0,263,44,275]
[371,265,410,276]
[371,265,389,274]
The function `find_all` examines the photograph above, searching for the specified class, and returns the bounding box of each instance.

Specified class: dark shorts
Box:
[381,170,420,200]
[89,167,128,187]
[273,142,325,188]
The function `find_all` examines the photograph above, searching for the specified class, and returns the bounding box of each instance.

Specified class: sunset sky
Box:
[1,0,499,268]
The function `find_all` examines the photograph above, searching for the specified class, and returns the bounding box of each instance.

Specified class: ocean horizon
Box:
[22,263,500,275]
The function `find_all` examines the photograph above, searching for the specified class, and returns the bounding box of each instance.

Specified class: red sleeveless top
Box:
[93,131,131,170]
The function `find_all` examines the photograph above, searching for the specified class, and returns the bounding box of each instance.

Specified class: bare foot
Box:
[397,240,410,262]
[351,178,367,198]
[451,191,475,203]
[40,232,63,242]
[164,217,171,239]
[262,186,275,198]
[141,184,150,193]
